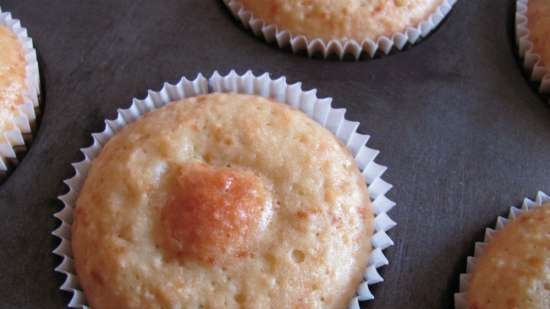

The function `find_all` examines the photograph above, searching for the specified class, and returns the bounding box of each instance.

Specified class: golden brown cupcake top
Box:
[72,93,373,309]
[0,25,27,136]
[467,205,550,309]
[239,0,443,41]
[527,0,550,69]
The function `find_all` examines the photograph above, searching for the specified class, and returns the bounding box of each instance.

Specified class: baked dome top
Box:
[239,0,443,41]
[0,25,27,138]
[467,205,550,309]
[72,93,373,309]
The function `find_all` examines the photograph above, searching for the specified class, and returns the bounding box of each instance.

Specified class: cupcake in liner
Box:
[0,7,40,178]
[222,0,456,60]
[52,70,396,308]
[516,0,550,95]
[454,190,550,309]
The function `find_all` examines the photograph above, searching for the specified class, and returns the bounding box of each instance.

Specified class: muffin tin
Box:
[0,1,549,309]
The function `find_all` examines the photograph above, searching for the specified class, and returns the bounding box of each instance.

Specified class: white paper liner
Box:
[52,70,397,308]
[223,0,456,60]
[516,0,550,95]
[454,190,550,309]
[0,7,40,173]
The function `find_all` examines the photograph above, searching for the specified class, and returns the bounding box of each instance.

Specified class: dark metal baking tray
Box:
[0,0,548,308]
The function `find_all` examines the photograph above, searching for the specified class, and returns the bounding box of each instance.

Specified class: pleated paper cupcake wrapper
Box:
[223,0,456,60]
[53,70,396,309]
[0,7,40,174]
[454,190,550,309]
[516,0,550,95]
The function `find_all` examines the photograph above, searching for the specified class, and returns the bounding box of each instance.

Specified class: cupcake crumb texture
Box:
[0,25,27,139]
[239,0,443,41]
[467,205,550,309]
[72,93,374,309]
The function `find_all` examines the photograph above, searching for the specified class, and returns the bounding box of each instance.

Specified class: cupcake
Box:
[516,0,550,94]
[455,192,550,309]
[224,0,456,59]
[0,8,40,177]
[54,72,396,309]
[71,93,373,309]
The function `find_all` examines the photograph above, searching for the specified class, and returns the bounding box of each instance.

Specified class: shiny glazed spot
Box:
[161,163,268,264]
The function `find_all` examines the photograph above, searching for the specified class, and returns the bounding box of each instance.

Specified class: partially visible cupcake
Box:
[0,8,40,178]
[455,193,550,309]
[467,206,550,308]
[224,0,456,59]
[516,0,550,94]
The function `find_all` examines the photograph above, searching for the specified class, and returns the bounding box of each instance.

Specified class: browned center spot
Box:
[161,163,268,264]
